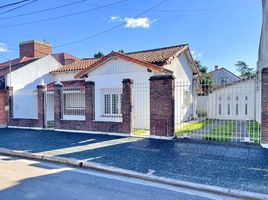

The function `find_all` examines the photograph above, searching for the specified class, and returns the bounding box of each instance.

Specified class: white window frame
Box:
[101,88,122,118]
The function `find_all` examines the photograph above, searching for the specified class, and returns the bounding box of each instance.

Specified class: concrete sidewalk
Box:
[0,128,267,195]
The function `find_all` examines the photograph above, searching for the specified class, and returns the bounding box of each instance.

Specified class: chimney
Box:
[214,65,219,70]
[19,40,52,58]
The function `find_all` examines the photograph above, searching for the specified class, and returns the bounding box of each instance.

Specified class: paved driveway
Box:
[0,128,267,194]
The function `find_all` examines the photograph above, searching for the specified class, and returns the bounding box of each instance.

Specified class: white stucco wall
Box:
[84,57,160,128]
[165,52,195,123]
[6,55,62,119]
[207,79,257,120]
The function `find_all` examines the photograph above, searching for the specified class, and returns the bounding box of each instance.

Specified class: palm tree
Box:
[195,60,207,74]
[235,61,253,78]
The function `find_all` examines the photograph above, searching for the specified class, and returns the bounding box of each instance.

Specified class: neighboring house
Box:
[208,65,240,86]
[0,40,77,127]
[49,44,198,131]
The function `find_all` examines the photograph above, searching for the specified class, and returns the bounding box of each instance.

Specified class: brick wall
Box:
[262,68,268,144]
[20,41,52,58]
[54,79,133,134]
[0,90,6,126]
[150,75,175,137]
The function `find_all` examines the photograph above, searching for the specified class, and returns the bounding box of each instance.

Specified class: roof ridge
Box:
[126,44,188,55]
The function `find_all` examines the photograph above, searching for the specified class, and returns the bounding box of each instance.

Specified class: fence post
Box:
[54,82,63,130]
[85,81,95,129]
[261,68,268,148]
[36,83,46,128]
[122,79,133,134]
[149,75,175,138]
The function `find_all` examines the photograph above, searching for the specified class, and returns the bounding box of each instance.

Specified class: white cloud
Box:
[109,16,156,29]
[124,17,155,29]
[0,42,8,53]
[109,16,122,22]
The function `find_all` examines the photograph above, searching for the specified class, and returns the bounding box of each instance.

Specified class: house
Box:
[0,40,78,127]
[47,44,198,134]
[208,65,240,86]
[1,41,198,138]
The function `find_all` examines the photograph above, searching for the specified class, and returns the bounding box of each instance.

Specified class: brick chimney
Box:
[214,65,219,70]
[19,40,52,58]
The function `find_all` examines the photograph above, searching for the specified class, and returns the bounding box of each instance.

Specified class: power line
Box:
[0,0,94,20]
[53,0,168,48]
[0,0,37,15]
[0,0,128,28]
[3,0,168,51]
[0,0,33,9]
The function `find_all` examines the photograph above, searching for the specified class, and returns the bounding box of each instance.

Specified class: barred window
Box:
[63,92,85,116]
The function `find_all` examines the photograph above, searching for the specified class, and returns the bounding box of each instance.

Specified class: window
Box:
[245,103,248,115]
[103,93,122,117]
[63,92,85,116]
[219,104,222,115]
[220,78,228,85]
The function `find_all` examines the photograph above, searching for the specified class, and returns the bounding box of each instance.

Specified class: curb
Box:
[0,147,267,200]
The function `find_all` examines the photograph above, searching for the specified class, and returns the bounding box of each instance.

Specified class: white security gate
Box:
[132,82,150,136]
[174,78,260,144]
[45,92,54,128]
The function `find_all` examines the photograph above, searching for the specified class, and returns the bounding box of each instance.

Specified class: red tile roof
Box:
[52,53,80,65]
[47,80,85,90]
[0,56,33,69]
[75,52,163,78]
[52,44,189,74]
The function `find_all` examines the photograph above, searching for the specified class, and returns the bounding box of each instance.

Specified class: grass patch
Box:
[176,120,212,137]
[247,121,260,144]
[132,129,148,136]
[203,120,235,141]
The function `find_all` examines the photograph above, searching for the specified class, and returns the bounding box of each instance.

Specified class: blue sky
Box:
[0,0,262,74]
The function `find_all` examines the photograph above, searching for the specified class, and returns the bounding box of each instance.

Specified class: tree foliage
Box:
[235,61,253,78]
[94,51,105,58]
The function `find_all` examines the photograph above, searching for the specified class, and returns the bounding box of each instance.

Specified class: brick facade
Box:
[149,75,175,137]
[8,85,46,128]
[0,90,6,126]
[262,68,268,144]
[54,79,133,134]
[20,40,52,58]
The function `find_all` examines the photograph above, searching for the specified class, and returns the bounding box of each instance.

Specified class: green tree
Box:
[195,60,208,74]
[94,51,105,58]
[235,61,253,78]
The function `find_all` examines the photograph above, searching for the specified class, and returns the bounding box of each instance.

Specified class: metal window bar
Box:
[62,86,85,118]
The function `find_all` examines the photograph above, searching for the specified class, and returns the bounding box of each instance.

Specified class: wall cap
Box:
[262,68,268,73]
[122,79,133,84]
[149,75,175,81]
[85,81,95,86]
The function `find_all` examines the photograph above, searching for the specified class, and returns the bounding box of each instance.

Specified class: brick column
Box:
[36,84,46,128]
[122,79,133,134]
[85,81,95,128]
[149,75,175,138]
[261,68,268,146]
[6,86,13,124]
[54,83,63,129]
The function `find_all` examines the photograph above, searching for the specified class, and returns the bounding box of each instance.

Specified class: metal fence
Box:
[132,82,150,136]
[174,78,261,144]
